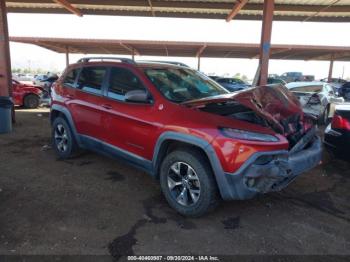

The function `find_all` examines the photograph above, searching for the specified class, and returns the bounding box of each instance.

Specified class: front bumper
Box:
[220,135,322,200]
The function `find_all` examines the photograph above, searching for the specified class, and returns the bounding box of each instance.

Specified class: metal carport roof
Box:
[6,0,350,22]
[10,36,350,61]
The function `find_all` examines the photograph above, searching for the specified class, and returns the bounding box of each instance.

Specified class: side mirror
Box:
[125,89,150,103]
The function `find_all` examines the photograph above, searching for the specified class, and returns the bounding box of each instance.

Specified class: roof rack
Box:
[137,60,190,68]
[77,57,136,64]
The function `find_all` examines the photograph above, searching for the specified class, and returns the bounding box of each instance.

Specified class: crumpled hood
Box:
[183,85,306,134]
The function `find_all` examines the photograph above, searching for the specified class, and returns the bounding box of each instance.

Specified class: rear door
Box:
[102,66,159,160]
[65,66,109,142]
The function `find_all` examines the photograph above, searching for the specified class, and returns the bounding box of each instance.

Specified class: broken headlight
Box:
[220,127,279,142]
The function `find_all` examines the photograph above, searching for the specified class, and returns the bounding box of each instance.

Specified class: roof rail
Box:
[137,60,190,68]
[77,57,136,64]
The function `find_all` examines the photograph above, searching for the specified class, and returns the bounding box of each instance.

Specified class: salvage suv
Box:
[50,57,322,217]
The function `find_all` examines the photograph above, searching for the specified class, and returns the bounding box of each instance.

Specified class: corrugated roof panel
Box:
[5,1,350,21]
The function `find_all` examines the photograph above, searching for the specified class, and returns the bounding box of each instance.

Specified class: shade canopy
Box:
[10,36,350,61]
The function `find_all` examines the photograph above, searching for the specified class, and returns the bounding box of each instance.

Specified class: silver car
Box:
[286,81,344,124]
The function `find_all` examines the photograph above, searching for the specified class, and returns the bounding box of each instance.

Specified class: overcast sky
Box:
[8,13,350,79]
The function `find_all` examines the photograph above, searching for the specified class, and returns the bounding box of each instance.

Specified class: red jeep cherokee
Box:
[50,57,322,217]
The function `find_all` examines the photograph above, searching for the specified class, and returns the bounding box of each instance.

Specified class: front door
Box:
[102,66,160,160]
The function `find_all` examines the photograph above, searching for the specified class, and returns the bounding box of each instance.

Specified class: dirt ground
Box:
[0,108,349,259]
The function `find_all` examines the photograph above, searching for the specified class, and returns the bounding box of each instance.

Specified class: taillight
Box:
[331,115,350,130]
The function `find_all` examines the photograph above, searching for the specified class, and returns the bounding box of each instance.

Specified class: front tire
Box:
[160,148,219,217]
[23,94,39,109]
[52,116,78,159]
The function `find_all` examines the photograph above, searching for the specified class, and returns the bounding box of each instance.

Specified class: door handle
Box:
[101,104,112,110]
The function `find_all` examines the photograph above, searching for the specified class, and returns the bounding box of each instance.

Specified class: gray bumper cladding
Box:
[221,135,322,200]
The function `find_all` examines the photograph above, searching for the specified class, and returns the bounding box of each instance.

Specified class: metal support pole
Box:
[0,0,13,133]
[328,55,334,82]
[197,56,201,71]
[65,46,69,67]
[258,0,274,86]
[0,0,11,97]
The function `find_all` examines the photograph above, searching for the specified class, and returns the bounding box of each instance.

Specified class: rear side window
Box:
[63,68,80,88]
[77,66,107,95]
[107,67,145,101]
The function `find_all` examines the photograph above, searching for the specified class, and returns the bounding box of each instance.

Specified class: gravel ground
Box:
[0,108,349,259]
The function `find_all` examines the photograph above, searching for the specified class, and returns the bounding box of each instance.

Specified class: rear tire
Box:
[160,148,219,217]
[52,116,78,159]
[23,94,39,109]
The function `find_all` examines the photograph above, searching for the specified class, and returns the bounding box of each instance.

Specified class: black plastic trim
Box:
[50,104,82,145]
[79,134,153,175]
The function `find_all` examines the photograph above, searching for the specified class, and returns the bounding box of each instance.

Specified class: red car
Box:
[12,79,42,108]
[50,57,322,217]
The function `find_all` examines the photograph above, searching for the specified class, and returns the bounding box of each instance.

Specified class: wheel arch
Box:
[152,132,228,199]
[50,104,81,145]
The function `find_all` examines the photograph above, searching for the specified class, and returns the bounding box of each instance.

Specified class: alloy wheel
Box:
[167,161,201,206]
[54,124,69,152]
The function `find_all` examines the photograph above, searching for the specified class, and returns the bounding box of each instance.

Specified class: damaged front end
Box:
[184,84,323,200]
[241,127,321,193]
[222,126,322,200]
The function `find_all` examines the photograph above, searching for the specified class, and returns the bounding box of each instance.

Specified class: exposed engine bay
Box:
[199,100,269,127]
[198,99,313,149]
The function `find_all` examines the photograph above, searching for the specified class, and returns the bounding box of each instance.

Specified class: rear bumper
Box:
[219,135,322,200]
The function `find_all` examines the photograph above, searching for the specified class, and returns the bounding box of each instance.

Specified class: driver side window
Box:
[107,67,145,101]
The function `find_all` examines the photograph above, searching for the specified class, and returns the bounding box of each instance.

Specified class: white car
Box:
[286,81,344,124]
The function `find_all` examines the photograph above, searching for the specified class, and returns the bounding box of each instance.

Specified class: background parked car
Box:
[12,79,43,109]
[324,103,350,160]
[303,75,315,81]
[267,77,286,85]
[280,72,304,83]
[321,77,347,88]
[338,82,350,101]
[215,77,251,91]
[33,74,48,86]
[320,77,347,95]
[286,81,344,124]
[34,73,59,89]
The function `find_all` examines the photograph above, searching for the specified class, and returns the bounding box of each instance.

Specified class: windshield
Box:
[144,67,229,103]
